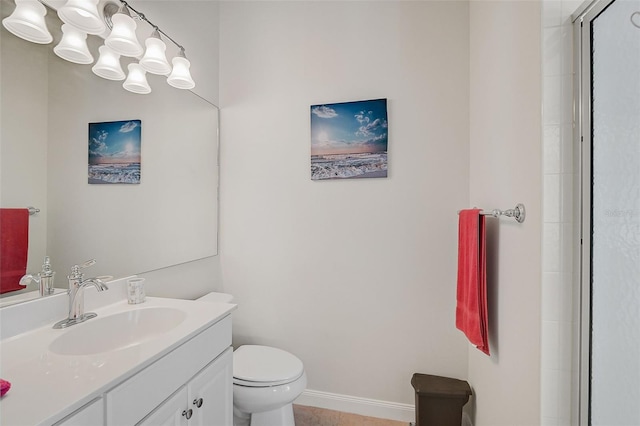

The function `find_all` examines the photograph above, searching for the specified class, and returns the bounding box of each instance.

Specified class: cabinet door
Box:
[106,317,232,426]
[188,347,233,426]
[138,387,188,426]
[54,398,103,426]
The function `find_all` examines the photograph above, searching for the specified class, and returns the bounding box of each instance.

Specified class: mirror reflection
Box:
[0,0,219,306]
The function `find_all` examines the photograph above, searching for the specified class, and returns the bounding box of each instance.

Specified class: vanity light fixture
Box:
[139,28,171,75]
[2,0,196,93]
[92,45,125,80]
[57,0,105,35]
[2,0,53,44]
[53,23,93,64]
[167,48,195,90]
[103,0,196,91]
[122,63,151,94]
[103,2,143,58]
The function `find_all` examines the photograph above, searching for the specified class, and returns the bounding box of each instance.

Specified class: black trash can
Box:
[411,373,472,426]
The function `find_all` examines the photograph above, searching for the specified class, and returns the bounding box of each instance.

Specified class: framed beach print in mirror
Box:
[89,120,142,185]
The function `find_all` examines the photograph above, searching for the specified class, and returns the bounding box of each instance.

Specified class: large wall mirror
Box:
[0,0,219,306]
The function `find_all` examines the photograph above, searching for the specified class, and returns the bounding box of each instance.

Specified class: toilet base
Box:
[234,403,295,426]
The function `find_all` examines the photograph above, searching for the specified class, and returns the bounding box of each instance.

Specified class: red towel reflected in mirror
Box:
[0,208,29,294]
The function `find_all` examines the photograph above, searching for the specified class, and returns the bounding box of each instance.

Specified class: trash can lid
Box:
[411,373,472,398]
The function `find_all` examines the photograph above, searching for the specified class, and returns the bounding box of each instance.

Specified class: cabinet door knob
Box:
[182,409,193,419]
[193,398,204,408]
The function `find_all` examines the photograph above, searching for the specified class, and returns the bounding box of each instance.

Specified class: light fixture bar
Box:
[117,0,185,52]
[111,0,195,90]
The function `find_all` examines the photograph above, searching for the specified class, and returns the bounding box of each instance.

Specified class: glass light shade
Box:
[2,0,52,44]
[104,11,143,57]
[53,24,93,64]
[167,56,195,90]
[123,63,151,94]
[57,0,105,35]
[139,33,171,75]
[92,45,125,80]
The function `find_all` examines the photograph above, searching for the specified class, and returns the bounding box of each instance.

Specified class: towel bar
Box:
[458,203,525,223]
[28,207,40,216]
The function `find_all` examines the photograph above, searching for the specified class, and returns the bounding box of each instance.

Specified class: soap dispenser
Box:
[39,256,56,296]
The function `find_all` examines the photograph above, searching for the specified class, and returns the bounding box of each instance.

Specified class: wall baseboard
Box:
[295,389,415,423]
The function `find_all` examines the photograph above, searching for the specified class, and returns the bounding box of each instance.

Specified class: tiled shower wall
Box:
[541,1,582,425]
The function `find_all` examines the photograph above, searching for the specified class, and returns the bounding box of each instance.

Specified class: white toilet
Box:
[233,344,307,426]
[197,293,307,426]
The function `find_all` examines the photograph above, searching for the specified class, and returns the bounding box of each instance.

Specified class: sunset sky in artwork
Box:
[89,120,141,165]
[310,99,388,156]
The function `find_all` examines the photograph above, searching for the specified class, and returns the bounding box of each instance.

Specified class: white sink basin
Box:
[49,307,187,356]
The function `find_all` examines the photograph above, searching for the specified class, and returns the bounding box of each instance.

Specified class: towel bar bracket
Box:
[458,203,526,223]
[487,203,525,223]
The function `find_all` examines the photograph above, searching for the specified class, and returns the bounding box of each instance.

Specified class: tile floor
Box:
[293,405,409,426]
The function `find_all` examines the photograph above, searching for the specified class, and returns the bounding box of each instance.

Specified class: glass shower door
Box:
[588,0,640,423]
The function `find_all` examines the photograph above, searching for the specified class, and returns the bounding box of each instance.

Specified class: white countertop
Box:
[0,296,236,426]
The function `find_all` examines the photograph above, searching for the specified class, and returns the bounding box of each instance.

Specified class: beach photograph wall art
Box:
[310,98,388,180]
[88,120,142,184]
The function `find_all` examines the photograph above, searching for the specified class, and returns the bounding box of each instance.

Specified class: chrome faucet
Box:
[53,259,109,329]
[20,256,56,296]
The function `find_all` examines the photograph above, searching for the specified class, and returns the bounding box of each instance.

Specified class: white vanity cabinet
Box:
[106,316,233,425]
[139,348,233,426]
[0,296,236,426]
[53,398,103,426]
[186,347,233,426]
[141,387,190,426]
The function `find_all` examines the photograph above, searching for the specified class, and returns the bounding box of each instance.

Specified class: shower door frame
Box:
[573,0,627,423]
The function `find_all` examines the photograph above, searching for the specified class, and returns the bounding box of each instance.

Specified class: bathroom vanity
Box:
[0,281,236,425]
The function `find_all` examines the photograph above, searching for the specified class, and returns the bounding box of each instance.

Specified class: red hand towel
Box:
[456,209,489,355]
[0,208,29,294]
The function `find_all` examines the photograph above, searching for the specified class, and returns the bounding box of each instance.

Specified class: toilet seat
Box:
[233,345,304,387]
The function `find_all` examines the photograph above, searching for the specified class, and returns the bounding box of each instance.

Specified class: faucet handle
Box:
[69,259,96,278]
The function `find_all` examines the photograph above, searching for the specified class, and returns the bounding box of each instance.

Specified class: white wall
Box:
[468,1,542,425]
[219,0,470,409]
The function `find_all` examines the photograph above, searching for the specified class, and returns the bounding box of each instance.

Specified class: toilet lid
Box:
[233,345,304,386]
